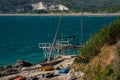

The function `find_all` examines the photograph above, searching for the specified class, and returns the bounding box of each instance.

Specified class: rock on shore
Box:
[0,60,32,77]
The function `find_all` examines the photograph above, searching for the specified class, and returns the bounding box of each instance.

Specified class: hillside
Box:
[0,0,120,13]
[73,42,120,80]
[73,18,120,80]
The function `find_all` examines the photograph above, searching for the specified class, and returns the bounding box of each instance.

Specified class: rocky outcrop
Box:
[0,60,32,77]
[12,60,32,68]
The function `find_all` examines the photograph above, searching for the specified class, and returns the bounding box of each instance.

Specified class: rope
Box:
[80,12,83,46]
[53,13,63,46]
[80,1,83,46]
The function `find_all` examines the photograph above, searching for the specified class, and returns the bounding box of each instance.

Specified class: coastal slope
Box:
[73,17,120,80]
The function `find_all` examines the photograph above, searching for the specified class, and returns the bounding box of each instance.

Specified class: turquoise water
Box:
[0,16,116,66]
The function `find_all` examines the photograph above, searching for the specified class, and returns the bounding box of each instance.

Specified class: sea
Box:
[0,15,117,67]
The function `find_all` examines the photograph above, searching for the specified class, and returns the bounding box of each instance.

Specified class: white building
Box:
[31,2,69,11]
[49,4,69,11]
[32,2,46,10]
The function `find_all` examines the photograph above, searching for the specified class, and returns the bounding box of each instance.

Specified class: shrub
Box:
[75,17,120,63]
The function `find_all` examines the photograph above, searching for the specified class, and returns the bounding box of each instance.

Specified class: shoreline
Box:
[0,12,120,16]
[0,56,76,80]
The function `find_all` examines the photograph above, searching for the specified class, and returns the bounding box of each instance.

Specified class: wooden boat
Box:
[42,72,54,78]
[40,66,54,71]
[59,67,70,74]
[39,58,64,66]
[10,75,25,80]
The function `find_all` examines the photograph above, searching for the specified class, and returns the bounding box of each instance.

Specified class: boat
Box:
[39,66,54,71]
[42,72,54,78]
[39,58,64,66]
[9,75,25,80]
[59,67,70,74]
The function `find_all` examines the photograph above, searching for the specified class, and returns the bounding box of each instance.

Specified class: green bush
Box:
[75,17,120,63]
[98,65,113,80]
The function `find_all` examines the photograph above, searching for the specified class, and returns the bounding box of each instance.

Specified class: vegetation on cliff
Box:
[73,17,120,80]
[75,17,120,63]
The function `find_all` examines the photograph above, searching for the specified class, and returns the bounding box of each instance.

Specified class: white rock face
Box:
[58,4,69,11]
[31,2,69,11]
[32,2,46,10]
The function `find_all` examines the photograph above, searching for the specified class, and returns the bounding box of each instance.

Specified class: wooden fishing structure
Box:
[39,13,84,62]
[39,36,83,60]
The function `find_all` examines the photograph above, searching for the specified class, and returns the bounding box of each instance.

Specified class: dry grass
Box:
[72,43,119,80]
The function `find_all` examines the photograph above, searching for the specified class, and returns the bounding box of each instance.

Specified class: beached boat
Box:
[39,66,54,71]
[39,58,64,66]
[42,71,54,78]
[59,67,70,74]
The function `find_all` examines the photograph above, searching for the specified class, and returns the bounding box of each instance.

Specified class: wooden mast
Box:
[47,12,63,61]
[80,1,83,46]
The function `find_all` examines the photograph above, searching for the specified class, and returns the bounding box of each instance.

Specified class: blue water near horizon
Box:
[0,16,117,67]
